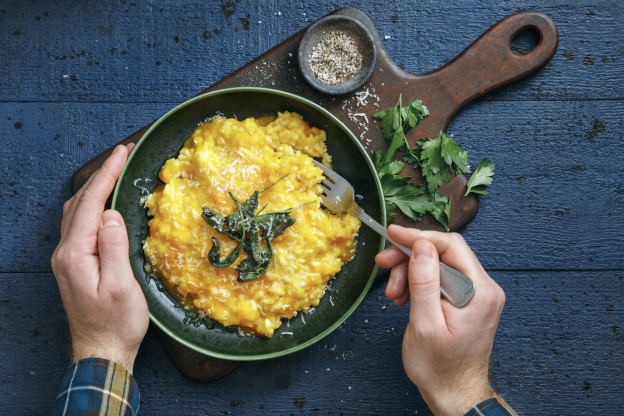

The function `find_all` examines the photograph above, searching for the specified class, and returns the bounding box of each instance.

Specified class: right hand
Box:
[375,225,506,416]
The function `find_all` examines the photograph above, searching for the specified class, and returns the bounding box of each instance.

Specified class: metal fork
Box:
[313,160,476,308]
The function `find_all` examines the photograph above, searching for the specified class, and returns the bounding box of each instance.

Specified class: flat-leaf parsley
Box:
[372,95,494,230]
[464,158,495,196]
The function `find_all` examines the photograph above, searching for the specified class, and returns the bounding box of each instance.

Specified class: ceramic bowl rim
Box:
[298,15,377,96]
[111,87,386,361]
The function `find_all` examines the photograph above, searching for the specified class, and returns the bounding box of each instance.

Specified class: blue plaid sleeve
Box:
[463,397,518,416]
[53,358,140,416]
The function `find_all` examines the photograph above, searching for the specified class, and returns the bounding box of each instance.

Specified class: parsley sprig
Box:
[372,95,494,231]
[464,158,495,196]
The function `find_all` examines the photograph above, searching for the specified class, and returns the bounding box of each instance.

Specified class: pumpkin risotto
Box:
[142,111,361,337]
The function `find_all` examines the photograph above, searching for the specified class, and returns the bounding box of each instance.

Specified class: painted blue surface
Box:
[1,1,622,415]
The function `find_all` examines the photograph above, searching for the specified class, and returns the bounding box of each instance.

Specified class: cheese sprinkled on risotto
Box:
[143,112,360,337]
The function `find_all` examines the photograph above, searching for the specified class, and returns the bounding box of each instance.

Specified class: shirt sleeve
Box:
[463,397,519,416]
[53,358,140,416]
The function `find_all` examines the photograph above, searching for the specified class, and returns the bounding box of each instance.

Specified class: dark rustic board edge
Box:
[70,8,558,383]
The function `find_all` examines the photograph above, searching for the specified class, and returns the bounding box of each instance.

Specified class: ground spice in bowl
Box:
[308,31,363,86]
[298,15,377,96]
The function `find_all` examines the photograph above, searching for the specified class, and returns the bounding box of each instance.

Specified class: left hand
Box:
[51,144,149,374]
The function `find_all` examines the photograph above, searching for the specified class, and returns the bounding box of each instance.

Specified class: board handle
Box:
[427,11,558,123]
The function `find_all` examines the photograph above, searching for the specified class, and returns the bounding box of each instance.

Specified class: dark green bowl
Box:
[112,87,385,361]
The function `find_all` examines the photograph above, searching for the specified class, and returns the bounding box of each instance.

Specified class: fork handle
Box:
[349,204,476,308]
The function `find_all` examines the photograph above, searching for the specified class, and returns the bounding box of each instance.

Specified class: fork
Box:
[313,160,476,308]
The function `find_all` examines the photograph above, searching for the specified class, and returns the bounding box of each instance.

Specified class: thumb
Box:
[408,240,445,328]
[98,210,133,286]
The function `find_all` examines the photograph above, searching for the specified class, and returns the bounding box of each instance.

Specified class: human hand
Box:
[375,225,505,416]
[51,144,149,374]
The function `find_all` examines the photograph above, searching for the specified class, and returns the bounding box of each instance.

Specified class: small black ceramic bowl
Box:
[298,15,377,96]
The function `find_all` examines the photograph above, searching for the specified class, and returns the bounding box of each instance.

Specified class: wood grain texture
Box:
[152,324,243,383]
[0,1,620,103]
[3,99,623,268]
[0,272,621,414]
[1,0,623,414]
[65,8,558,381]
[70,9,558,232]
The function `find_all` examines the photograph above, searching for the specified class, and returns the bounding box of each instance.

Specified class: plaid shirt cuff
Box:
[463,397,518,416]
[53,358,140,416]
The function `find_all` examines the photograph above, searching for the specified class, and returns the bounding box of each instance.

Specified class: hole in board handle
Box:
[509,26,542,56]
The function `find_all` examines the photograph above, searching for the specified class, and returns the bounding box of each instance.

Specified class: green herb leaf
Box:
[440,134,470,174]
[207,237,244,268]
[379,172,411,196]
[373,147,384,171]
[236,255,271,282]
[201,207,228,234]
[373,94,403,140]
[378,160,404,176]
[373,94,430,166]
[464,158,495,196]
[429,192,452,232]
[401,100,430,132]
[402,139,428,168]
[263,214,297,240]
[382,128,410,165]
[385,184,433,222]
[385,200,398,224]
[202,181,312,282]
[420,132,455,193]
[223,193,249,235]
[249,224,271,263]
[402,148,421,168]
[239,191,260,220]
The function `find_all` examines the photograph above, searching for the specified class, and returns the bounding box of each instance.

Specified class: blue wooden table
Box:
[1,1,622,414]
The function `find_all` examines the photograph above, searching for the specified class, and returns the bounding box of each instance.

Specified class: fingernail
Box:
[412,240,432,262]
[103,220,120,227]
[112,145,122,155]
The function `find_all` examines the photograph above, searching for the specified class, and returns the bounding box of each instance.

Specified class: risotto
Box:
[142,111,360,337]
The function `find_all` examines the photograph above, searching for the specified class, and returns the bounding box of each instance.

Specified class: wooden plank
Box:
[2,0,623,414]
[451,98,624,270]
[69,8,561,241]
[2,99,623,272]
[0,1,621,103]
[0,271,621,414]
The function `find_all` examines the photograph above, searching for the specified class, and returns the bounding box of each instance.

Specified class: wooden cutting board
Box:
[71,8,558,382]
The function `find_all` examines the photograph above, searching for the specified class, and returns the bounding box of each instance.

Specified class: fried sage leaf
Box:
[201,207,228,234]
[202,178,315,282]
[237,255,271,282]
[249,224,272,264]
[207,237,244,268]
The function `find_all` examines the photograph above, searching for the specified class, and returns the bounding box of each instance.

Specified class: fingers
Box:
[64,145,129,245]
[386,261,408,303]
[376,244,409,269]
[407,240,445,327]
[386,225,486,286]
[61,143,133,239]
[394,283,410,306]
[61,171,98,239]
[97,210,133,291]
